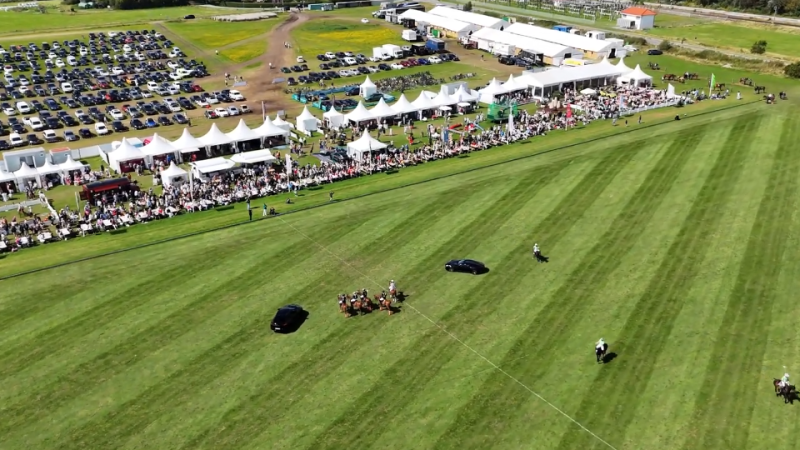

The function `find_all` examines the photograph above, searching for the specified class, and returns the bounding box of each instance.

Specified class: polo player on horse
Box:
[595,338,607,363]
[780,371,790,389]
[389,280,397,301]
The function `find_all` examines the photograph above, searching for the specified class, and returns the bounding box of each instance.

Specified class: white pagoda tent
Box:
[360,76,377,98]
[453,84,479,103]
[369,98,398,118]
[230,149,277,165]
[254,117,290,138]
[0,168,15,183]
[199,123,233,147]
[618,64,653,87]
[411,91,436,111]
[190,157,236,181]
[13,162,40,188]
[296,105,320,133]
[141,133,178,158]
[615,56,631,75]
[58,155,87,173]
[390,94,418,115]
[478,78,509,104]
[172,128,206,154]
[322,107,345,129]
[432,86,457,108]
[502,74,528,93]
[227,119,261,142]
[36,159,62,176]
[347,129,388,159]
[160,161,188,188]
[345,101,375,124]
[108,138,145,172]
[272,115,294,130]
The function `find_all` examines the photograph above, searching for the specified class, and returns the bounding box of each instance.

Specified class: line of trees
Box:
[671,0,800,17]
[62,0,189,9]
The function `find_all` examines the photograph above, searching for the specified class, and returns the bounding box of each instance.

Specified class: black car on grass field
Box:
[271,304,307,333]
[444,259,487,275]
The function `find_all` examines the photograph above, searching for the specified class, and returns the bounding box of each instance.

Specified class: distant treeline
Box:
[683,0,800,17]
[62,0,190,9]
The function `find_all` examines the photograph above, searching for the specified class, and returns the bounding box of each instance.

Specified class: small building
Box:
[399,9,477,39]
[470,27,581,66]
[617,7,657,30]
[427,6,508,30]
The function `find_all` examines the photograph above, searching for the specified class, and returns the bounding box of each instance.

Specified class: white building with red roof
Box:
[618,6,657,30]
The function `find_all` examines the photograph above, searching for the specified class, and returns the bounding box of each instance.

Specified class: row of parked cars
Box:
[286,54,458,86]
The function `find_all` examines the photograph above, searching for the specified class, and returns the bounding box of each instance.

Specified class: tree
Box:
[785,62,800,78]
[657,40,673,52]
[751,40,767,54]
[463,1,472,11]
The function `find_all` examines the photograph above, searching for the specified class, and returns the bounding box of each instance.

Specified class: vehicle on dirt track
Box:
[444,259,487,275]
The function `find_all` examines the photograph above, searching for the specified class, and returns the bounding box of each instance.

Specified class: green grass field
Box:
[2,100,799,450]
[647,22,800,58]
[292,21,406,58]
[165,18,278,51]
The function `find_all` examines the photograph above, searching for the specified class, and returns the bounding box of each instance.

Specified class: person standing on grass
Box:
[263,203,268,217]
[246,199,252,221]
[329,191,334,202]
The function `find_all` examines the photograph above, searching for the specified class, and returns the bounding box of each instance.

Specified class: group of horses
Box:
[338,289,398,318]
[773,379,798,404]
[661,73,699,84]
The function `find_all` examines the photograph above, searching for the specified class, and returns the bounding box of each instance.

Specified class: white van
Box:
[61,81,73,93]
[15,101,30,114]
[9,132,23,147]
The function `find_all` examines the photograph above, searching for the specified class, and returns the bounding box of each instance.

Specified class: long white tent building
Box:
[398,9,477,39]
[427,6,507,30]
[505,23,625,59]
[470,27,581,66]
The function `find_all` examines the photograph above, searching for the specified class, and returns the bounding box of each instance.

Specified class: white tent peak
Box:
[411,91,436,110]
[361,76,376,88]
[323,106,343,118]
[200,123,232,147]
[255,117,290,137]
[345,101,375,123]
[161,161,187,177]
[227,119,260,141]
[142,133,177,156]
[615,56,631,74]
[172,128,205,153]
[272,115,293,129]
[14,162,39,178]
[60,155,86,171]
[38,159,61,175]
[391,93,418,114]
[369,97,397,118]
[347,129,388,158]
[298,105,316,120]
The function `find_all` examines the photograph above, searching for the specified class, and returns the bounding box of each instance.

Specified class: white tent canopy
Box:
[230,149,277,165]
[272,115,293,130]
[346,129,388,159]
[109,138,145,171]
[502,74,528,92]
[345,101,375,123]
[627,64,652,83]
[37,159,62,175]
[369,98,398,118]
[160,161,188,188]
[227,119,261,142]
[0,169,15,183]
[172,128,206,154]
[478,78,509,104]
[14,162,39,180]
[141,133,178,157]
[199,123,233,147]
[520,63,623,89]
[453,84,479,103]
[296,105,319,133]
[432,86,457,107]
[254,117,291,138]
[192,157,236,174]
[505,22,613,54]
[58,155,86,172]
[411,91,437,110]
[391,94,418,115]
[615,56,631,74]
[322,107,345,129]
[360,76,377,98]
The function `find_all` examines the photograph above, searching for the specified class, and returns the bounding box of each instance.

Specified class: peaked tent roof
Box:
[192,157,236,174]
[199,123,233,147]
[230,149,277,165]
[227,119,261,142]
[297,105,316,121]
[14,162,39,178]
[625,64,652,81]
[432,86,457,107]
[391,94,418,114]
[347,129,388,153]
[171,128,206,153]
[272,115,294,129]
[345,101,375,123]
[37,159,62,175]
[411,91,436,110]
[112,138,145,162]
[322,106,344,119]
[621,6,657,16]
[479,77,509,97]
[58,155,87,172]
[0,169,15,183]
[503,74,528,92]
[369,98,398,118]
[360,76,376,89]
[615,56,631,74]
[254,117,290,138]
[161,161,187,178]
[453,84,479,102]
[141,133,178,156]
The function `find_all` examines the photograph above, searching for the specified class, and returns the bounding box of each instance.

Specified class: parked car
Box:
[64,129,78,141]
[78,128,92,138]
[145,117,158,127]
[9,132,23,146]
[444,259,487,275]
[111,120,127,132]
[94,122,109,135]
[213,107,229,117]
[42,129,57,142]
[228,89,245,101]
[157,116,171,126]
[647,49,663,55]
[270,304,306,333]
[204,110,218,119]
[172,113,188,124]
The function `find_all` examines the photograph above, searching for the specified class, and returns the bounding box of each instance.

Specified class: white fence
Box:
[0,2,39,10]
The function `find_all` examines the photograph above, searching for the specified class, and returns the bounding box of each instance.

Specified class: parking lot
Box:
[0,28,253,150]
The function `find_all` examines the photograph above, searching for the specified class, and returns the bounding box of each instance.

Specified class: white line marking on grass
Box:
[277,215,619,450]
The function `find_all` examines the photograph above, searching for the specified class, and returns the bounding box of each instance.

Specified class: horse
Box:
[389,289,398,303]
[677,76,686,84]
[662,74,677,81]
[338,295,349,317]
[352,299,364,316]
[714,83,726,91]
[376,294,393,315]
[362,296,375,312]
[773,379,796,404]
[595,343,608,363]
[648,62,660,70]
[755,85,766,94]
[739,77,753,86]
[687,72,699,80]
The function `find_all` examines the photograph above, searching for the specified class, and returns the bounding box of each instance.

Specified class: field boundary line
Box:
[276,214,620,450]
[0,100,759,281]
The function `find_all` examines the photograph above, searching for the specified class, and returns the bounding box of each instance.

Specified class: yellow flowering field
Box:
[221,41,267,63]
[293,22,404,56]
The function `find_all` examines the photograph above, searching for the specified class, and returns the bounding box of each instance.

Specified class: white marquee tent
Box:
[172,128,206,154]
[322,107,345,129]
[141,133,178,157]
[230,149,277,165]
[615,56,631,75]
[411,91,437,111]
[470,27,579,65]
[58,155,86,172]
[390,94,418,115]
[296,105,320,133]
[369,98,398,118]
[345,101,375,123]
[160,161,188,188]
[109,138,145,172]
[199,123,233,147]
[14,162,40,187]
[360,76,377,98]
[37,159,62,175]
[254,117,291,138]
[453,84,480,103]
[347,129,388,159]
[191,157,236,180]
[432,86,457,107]
[618,64,653,87]
[502,74,528,92]
[226,119,261,143]
[428,6,506,30]
[519,63,626,97]
[478,78,509,104]
[398,9,477,39]
[505,22,613,55]
[0,169,15,183]
[272,115,294,130]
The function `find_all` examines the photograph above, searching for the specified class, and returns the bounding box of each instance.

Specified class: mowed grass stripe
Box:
[556,114,762,450]
[692,112,800,450]
[183,162,572,450]
[46,187,476,450]
[434,124,706,448]
[0,230,319,436]
[304,145,638,450]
